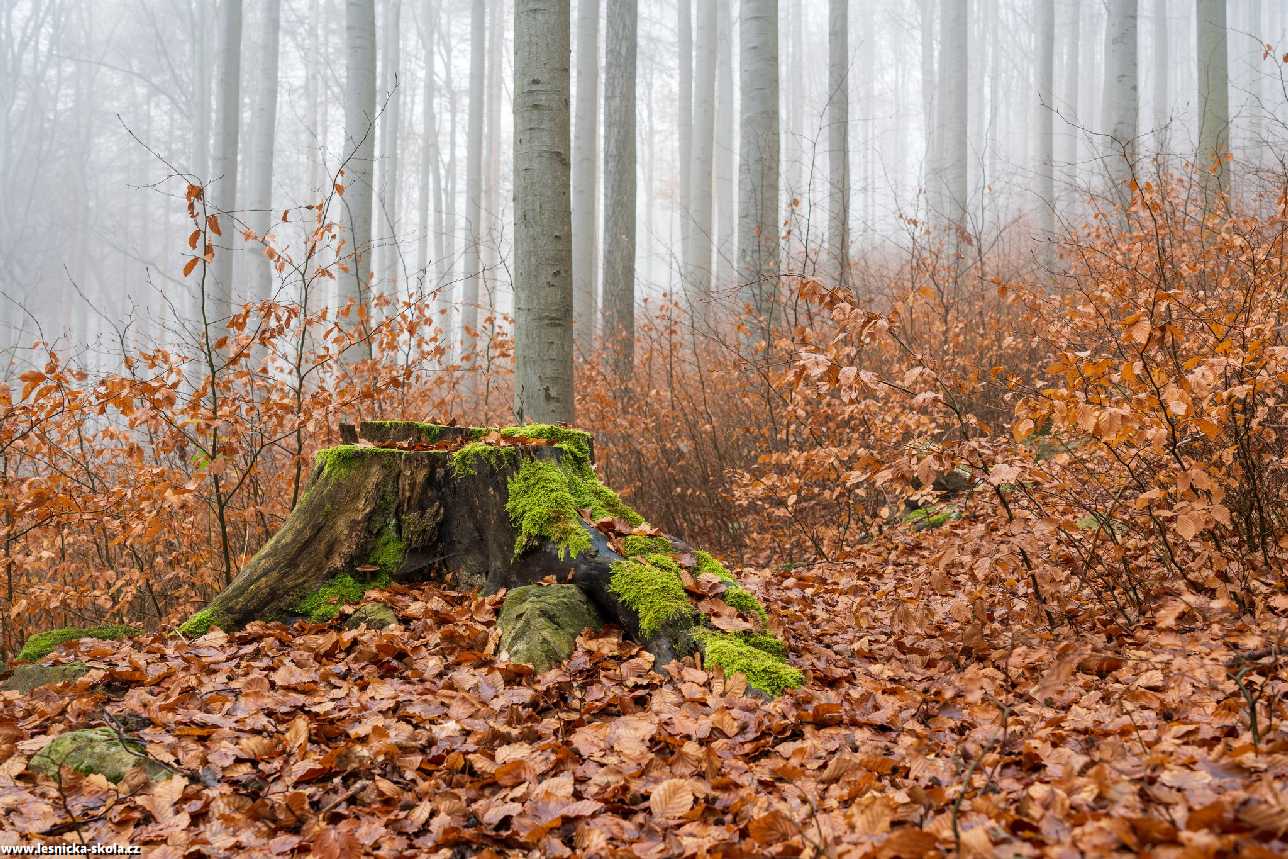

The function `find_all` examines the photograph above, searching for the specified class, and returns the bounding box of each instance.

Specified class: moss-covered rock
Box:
[16,626,137,662]
[498,585,603,672]
[903,504,960,531]
[28,727,170,784]
[2,661,89,693]
[176,607,229,637]
[621,535,674,557]
[344,602,399,630]
[692,629,803,697]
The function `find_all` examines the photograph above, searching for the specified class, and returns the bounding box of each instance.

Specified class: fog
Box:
[1,0,1285,375]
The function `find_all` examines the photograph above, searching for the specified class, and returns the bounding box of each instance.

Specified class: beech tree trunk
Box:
[247,0,281,302]
[342,0,377,364]
[685,0,716,308]
[378,0,403,306]
[1101,0,1138,206]
[513,0,575,424]
[210,0,243,326]
[738,0,780,345]
[601,0,636,381]
[1036,0,1055,266]
[572,0,600,356]
[1196,0,1230,204]
[828,0,848,287]
[462,0,486,363]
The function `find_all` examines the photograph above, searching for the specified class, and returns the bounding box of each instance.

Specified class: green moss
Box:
[575,478,645,526]
[739,631,788,659]
[609,558,695,638]
[696,550,732,581]
[450,441,520,477]
[621,535,673,557]
[691,550,767,624]
[692,629,803,697]
[17,625,138,662]
[902,504,960,530]
[176,607,229,637]
[314,444,407,481]
[506,458,593,560]
[500,424,594,464]
[367,520,405,576]
[722,586,770,624]
[294,571,392,622]
[640,552,681,576]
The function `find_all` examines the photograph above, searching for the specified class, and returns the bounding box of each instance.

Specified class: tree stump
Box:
[179,422,801,696]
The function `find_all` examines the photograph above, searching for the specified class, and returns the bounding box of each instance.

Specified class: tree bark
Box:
[462,0,486,363]
[247,0,281,302]
[210,0,243,327]
[378,0,403,307]
[1152,0,1169,157]
[513,0,575,424]
[1101,0,1138,207]
[685,0,716,310]
[677,0,692,289]
[828,0,849,287]
[714,0,736,290]
[342,0,377,364]
[572,0,600,356]
[602,0,636,381]
[1036,0,1055,266]
[1062,0,1081,188]
[1196,0,1229,203]
[416,0,437,298]
[737,0,780,346]
[934,0,967,233]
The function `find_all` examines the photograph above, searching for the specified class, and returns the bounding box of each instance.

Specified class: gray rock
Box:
[28,727,170,783]
[344,602,399,630]
[498,585,603,672]
[2,662,89,693]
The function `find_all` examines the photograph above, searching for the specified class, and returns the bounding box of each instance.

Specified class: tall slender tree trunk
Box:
[378,0,403,309]
[737,0,780,342]
[677,0,692,290]
[1152,0,1169,157]
[602,0,636,380]
[247,0,281,302]
[482,0,505,330]
[935,0,968,232]
[437,4,457,342]
[210,0,243,326]
[1101,0,1138,206]
[462,0,486,363]
[1196,0,1230,203]
[191,0,211,184]
[918,0,937,215]
[714,0,736,289]
[513,0,574,423]
[1062,0,1081,188]
[416,0,437,297]
[1036,0,1055,265]
[572,0,600,356]
[685,0,716,309]
[342,0,377,364]
[827,0,848,287]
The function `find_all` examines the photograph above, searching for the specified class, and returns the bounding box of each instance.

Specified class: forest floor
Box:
[2,521,1286,857]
